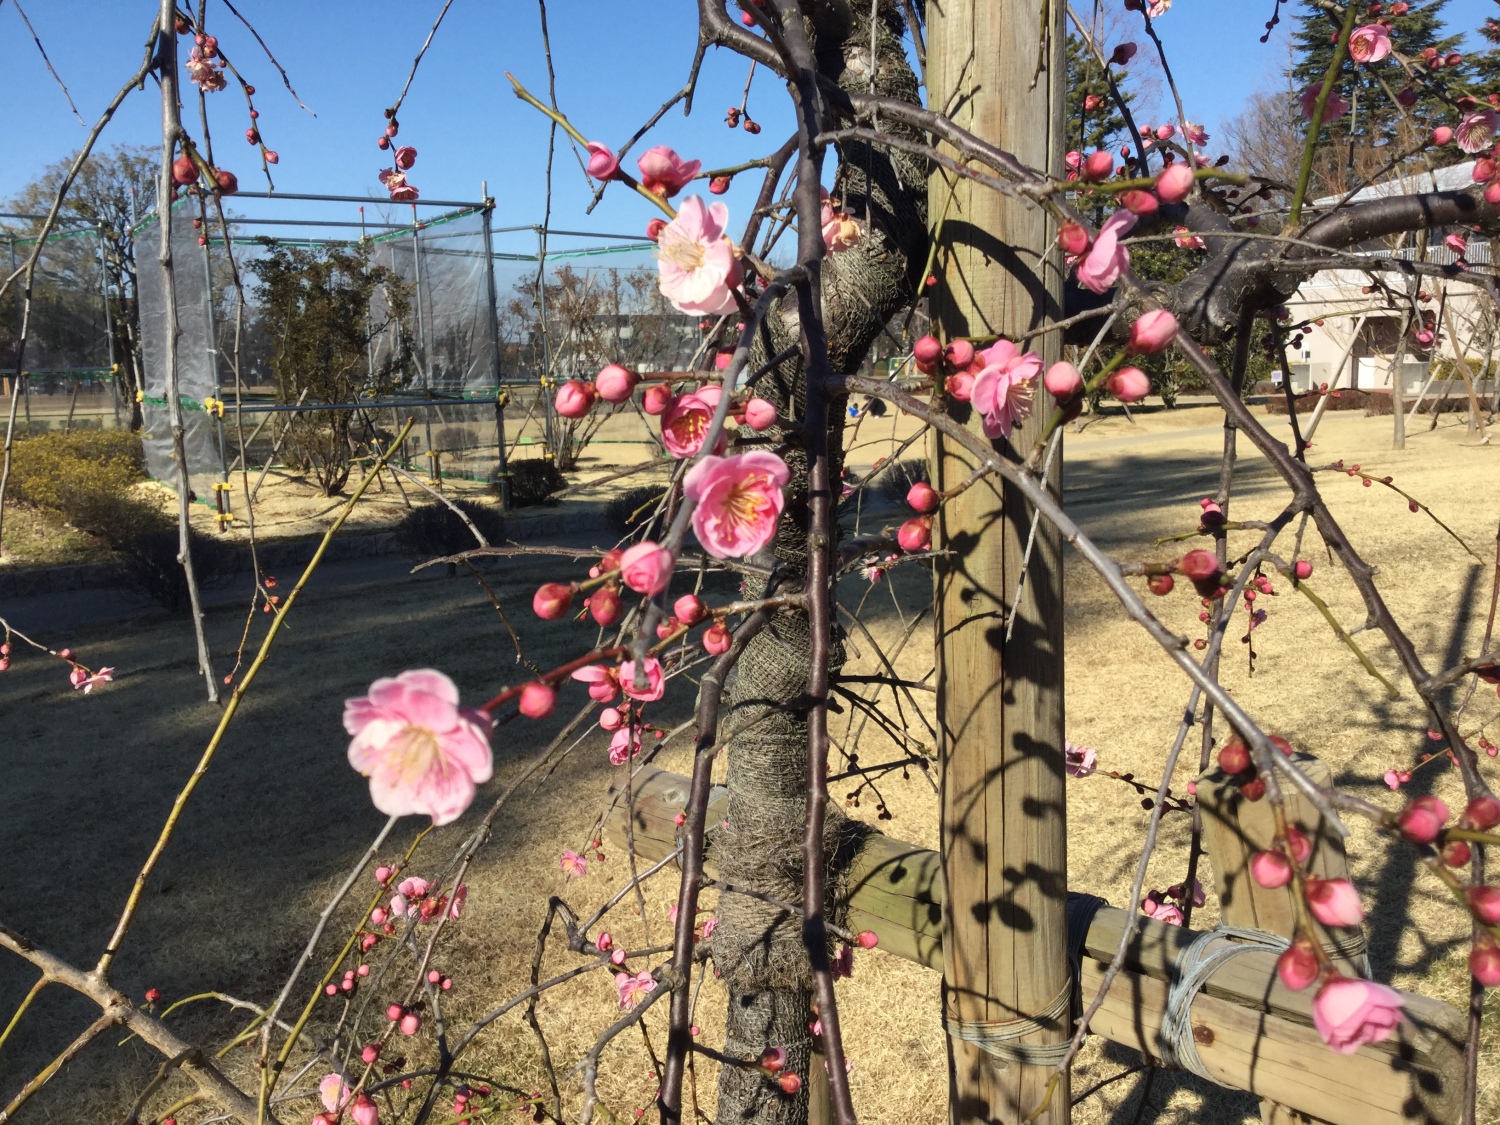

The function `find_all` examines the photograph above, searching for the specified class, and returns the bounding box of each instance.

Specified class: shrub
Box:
[499,459,567,508]
[8,430,156,545]
[876,457,929,507]
[604,485,668,539]
[394,499,507,559]
[116,526,234,613]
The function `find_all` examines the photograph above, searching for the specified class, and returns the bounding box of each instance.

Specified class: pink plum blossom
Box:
[683,451,790,559]
[1075,209,1136,294]
[637,146,701,197]
[1445,233,1469,256]
[1348,24,1391,64]
[609,726,644,765]
[393,146,418,171]
[70,666,114,693]
[352,1094,380,1125]
[969,338,1041,439]
[1174,226,1206,250]
[1300,85,1350,123]
[320,1073,350,1113]
[619,541,674,595]
[1312,977,1403,1053]
[1064,740,1097,778]
[378,168,420,202]
[448,884,467,918]
[344,670,493,826]
[1456,111,1500,153]
[572,664,620,703]
[560,850,587,878]
[1181,122,1208,145]
[619,657,665,702]
[656,196,742,315]
[820,191,862,253]
[586,142,620,181]
[660,392,725,458]
[616,969,657,1008]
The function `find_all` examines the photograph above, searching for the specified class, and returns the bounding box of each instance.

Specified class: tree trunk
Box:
[708,6,928,1122]
[928,3,1071,1123]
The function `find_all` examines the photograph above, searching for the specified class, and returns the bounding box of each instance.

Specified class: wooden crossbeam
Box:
[604,767,1465,1125]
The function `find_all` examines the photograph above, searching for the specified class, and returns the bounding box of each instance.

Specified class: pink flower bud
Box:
[1432,125,1454,145]
[646,218,668,242]
[1148,573,1174,596]
[945,371,974,402]
[760,1046,787,1072]
[777,1072,803,1095]
[674,594,707,625]
[1082,150,1114,181]
[1472,936,1500,987]
[1276,937,1320,991]
[619,541,674,596]
[1463,796,1500,830]
[1180,549,1221,584]
[1155,162,1195,203]
[599,707,625,731]
[1127,310,1178,355]
[1119,188,1159,215]
[519,682,556,719]
[1468,885,1500,925]
[1396,795,1449,844]
[1107,366,1150,402]
[906,481,939,513]
[585,141,620,181]
[387,1003,405,1021]
[362,1043,381,1063]
[1286,825,1313,864]
[897,517,932,553]
[945,340,974,370]
[533,582,574,620]
[588,586,623,627]
[1057,222,1091,257]
[743,397,777,431]
[913,335,943,371]
[856,930,878,949]
[370,907,388,925]
[642,384,674,415]
[595,363,638,403]
[1294,559,1313,580]
[1305,878,1364,928]
[1488,180,1500,205]
[375,865,392,883]
[610,948,627,965]
[709,175,731,194]
[1043,361,1083,402]
[596,931,614,952]
[555,379,595,418]
[1250,849,1293,888]
[399,1012,422,1036]
[352,1094,380,1125]
[702,622,732,655]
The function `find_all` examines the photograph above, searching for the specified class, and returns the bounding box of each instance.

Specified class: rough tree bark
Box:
[706,4,929,1122]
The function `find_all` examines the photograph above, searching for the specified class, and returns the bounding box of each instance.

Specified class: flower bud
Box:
[944,339,974,371]
[906,481,940,513]
[595,363,638,403]
[555,379,595,418]
[674,594,707,625]
[1396,795,1449,845]
[897,517,932,553]
[1276,936,1320,991]
[588,586,623,626]
[1107,366,1151,402]
[533,582,574,620]
[702,622,732,655]
[1155,162,1195,203]
[519,682,556,719]
[1044,361,1083,401]
[1057,222,1091,257]
[642,383,674,415]
[1250,849,1293,888]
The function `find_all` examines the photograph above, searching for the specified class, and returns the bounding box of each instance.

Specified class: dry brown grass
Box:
[0,405,1496,1124]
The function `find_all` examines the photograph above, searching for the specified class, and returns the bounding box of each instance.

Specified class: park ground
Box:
[1,403,1497,1124]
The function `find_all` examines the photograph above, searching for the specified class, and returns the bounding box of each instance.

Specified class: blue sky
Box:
[2,0,1495,239]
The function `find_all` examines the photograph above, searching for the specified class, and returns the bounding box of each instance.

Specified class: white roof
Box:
[1312,160,1477,207]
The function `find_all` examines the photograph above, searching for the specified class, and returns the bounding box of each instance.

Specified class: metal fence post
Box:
[481,183,510,508]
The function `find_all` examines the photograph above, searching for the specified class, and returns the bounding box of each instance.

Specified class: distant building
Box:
[1286,160,1497,402]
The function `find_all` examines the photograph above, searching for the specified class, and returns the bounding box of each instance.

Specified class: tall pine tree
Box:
[1290,0,1466,179]
[1066,33,1129,155]
[1471,1,1500,90]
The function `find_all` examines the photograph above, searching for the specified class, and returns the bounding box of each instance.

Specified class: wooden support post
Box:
[1197,751,1365,1125]
[927,4,1069,1122]
[1196,751,1367,974]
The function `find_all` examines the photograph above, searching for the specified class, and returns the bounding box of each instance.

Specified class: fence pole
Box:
[481,183,510,508]
[97,224,122,429]
[928,4,1070,1123]
[535,224,558,462]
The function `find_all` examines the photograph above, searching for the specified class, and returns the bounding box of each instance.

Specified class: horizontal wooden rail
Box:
[605,767,1464,1125]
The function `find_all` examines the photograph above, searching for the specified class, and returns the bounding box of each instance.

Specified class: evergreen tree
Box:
[1290,0,1465,158]
[1471,1,1500,91]
[1065,33,1129,155]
